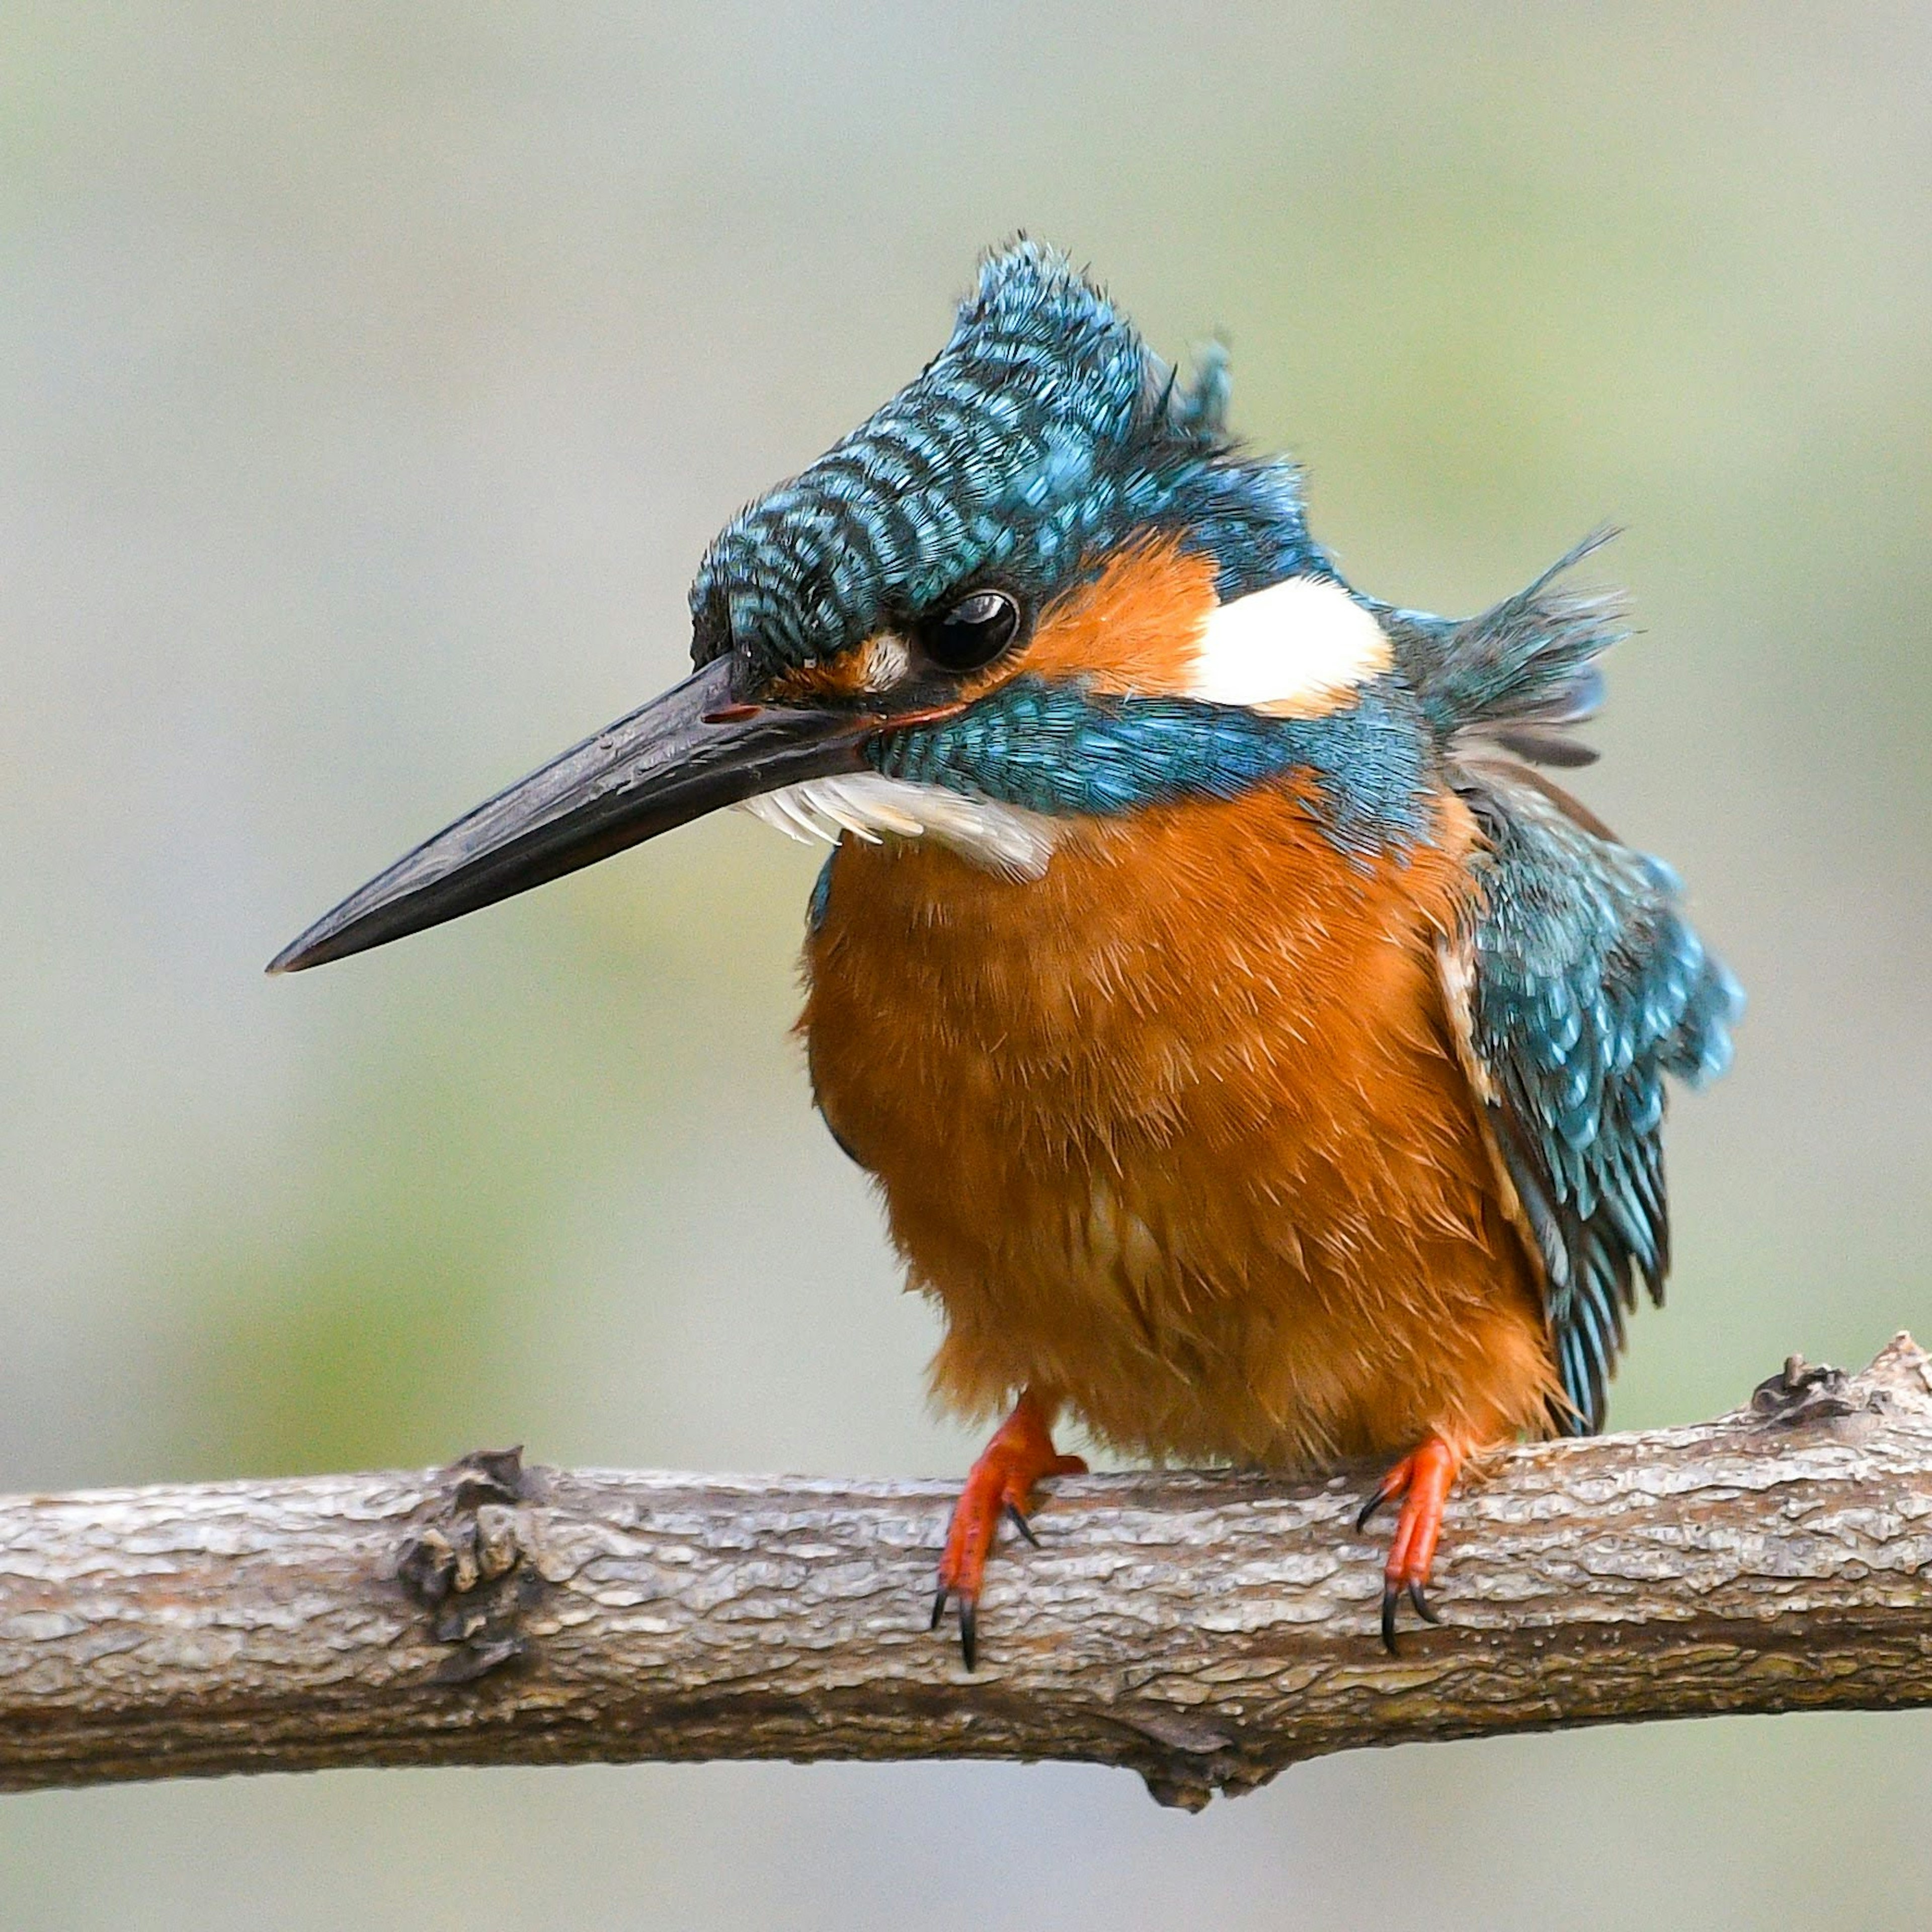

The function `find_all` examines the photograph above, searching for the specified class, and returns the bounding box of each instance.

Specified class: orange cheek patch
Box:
[966,535,1221,702]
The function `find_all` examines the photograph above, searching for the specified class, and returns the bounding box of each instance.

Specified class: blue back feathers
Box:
[691,241,1324,682]
[1382,530,1625,771]
[1398,532,1743,1432]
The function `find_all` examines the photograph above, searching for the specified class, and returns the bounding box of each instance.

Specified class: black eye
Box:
[923,587,1022,673]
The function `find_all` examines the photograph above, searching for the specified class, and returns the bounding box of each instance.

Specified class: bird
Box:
[270,240,1743,1665]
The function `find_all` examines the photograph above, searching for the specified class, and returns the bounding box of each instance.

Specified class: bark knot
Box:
[1749,1355,1875,1431]
[395,1446,548,1684]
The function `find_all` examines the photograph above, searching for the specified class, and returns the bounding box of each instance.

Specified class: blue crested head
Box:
[690,240,1327,686]
[267,242,1658,974]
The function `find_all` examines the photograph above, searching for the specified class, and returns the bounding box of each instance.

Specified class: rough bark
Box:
[2,1337,1929,1810]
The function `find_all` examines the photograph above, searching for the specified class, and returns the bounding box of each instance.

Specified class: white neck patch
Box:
[741,774,1061,880]
[1184,574,1392,716]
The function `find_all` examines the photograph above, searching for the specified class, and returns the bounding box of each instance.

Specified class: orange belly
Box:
[800,781,1556,1468]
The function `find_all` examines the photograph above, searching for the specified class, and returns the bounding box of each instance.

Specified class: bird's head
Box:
[272,242,1423,974]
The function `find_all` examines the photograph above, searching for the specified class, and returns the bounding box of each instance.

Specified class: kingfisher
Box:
[271,242,1742,1662]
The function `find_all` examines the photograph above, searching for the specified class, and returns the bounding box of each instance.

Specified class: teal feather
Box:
[1453,764,1743,1433]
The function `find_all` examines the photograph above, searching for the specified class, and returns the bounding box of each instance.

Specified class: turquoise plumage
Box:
[1454,769,1742,1430]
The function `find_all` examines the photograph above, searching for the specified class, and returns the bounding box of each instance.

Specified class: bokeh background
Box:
[5,3,1930,1925]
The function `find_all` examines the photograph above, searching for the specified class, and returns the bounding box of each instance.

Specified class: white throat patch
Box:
[741,774,1061,879]
[1185,574,1391,716]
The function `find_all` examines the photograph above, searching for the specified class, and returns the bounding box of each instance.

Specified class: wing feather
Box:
[1442,763,1742,1432]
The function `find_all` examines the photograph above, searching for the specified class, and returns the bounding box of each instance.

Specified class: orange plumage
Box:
[804,780,1556,1468]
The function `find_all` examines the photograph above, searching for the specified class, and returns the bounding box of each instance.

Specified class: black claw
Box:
[1380,1585,1400,1655]
[958,1600,978,1672]
[930,1588,948,1632]
[1356,1486,1392,1533]
[1408,1580,1441,1626]
[1005,1502,1039,1546]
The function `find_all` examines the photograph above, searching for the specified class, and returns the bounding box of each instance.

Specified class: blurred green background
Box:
[4,3,1929,1925]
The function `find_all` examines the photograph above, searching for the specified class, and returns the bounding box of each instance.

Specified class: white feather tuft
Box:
[1186,575,1391,716]
[741,774,1059,878]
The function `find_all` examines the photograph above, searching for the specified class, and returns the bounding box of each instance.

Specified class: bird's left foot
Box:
[1356,1433,1463,1653]
[931,1391,1085,1670]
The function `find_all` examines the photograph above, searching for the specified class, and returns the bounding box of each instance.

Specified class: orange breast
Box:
[800,782,1556,1469]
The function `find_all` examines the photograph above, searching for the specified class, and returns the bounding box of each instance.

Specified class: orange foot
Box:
[931,1390,1086,1670]
[1356,1434,1464,1653]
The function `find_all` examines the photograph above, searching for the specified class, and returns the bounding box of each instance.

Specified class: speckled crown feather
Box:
[690,241,1327,682]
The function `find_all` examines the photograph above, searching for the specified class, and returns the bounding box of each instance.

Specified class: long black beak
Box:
[267,657,870,974]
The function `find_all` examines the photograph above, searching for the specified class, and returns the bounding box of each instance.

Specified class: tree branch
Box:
[3,1336,1930,1810]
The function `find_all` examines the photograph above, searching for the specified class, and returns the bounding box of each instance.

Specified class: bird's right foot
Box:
[931,1390,1085,1671]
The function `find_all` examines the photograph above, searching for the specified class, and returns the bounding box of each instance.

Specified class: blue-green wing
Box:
[1446,764,1743,1433]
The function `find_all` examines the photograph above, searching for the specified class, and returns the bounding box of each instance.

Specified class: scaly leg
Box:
[1355,1433,1464,1653]
[931,1389,1086,1670]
